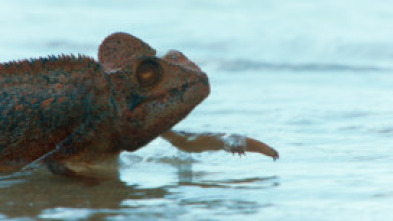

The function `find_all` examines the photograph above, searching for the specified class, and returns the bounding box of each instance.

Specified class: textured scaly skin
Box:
[0,56,111,172]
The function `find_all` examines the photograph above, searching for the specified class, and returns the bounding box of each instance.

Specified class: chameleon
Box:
[0,32,278,177]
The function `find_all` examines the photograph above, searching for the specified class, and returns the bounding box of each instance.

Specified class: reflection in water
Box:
[0,167,171,219]
[178,176,279,189]
[0,154,280,220]
[176,150,194,184]
[179,199,269,215]
[174,150,280,190]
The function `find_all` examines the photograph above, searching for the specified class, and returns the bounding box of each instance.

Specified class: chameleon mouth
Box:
[176,75,210,102]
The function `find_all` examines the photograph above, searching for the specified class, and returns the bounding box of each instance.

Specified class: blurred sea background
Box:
[1,0,393,220]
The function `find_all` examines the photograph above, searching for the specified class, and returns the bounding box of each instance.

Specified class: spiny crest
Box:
[0,54,100,77]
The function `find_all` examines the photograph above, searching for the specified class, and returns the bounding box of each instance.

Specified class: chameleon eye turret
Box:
[135,58,162,89]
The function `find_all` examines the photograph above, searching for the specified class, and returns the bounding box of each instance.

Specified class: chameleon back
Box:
[0,55,109,171]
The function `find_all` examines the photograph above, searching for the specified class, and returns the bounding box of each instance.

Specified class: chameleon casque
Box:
[0,32,278,177]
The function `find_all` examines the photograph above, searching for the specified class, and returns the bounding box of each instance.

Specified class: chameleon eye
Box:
[136,59,161,88]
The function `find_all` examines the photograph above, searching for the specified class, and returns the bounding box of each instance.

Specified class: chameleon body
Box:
[0,33,209,175]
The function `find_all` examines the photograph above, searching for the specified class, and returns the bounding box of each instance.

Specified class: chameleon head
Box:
[98,33,210,150]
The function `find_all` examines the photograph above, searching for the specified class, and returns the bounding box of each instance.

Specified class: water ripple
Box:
[219,60,390,72]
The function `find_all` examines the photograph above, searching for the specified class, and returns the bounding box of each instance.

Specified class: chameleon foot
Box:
[220,134,247,156]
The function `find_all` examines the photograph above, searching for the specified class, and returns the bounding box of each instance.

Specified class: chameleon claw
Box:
[236,147,246,157]
[272,152,279,161]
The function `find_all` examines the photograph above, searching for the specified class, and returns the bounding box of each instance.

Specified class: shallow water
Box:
[1,0,393,220]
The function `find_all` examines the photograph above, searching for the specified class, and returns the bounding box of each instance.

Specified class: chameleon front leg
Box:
[20,135,77,175]
[160,130,279,160]
[42,128,92,176]
[22,120,109,176]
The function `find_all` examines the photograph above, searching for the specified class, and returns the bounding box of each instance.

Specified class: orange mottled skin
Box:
[0,33,210,175]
